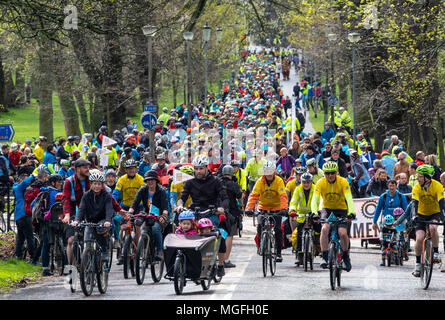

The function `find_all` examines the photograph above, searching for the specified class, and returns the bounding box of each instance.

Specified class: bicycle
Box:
[121,216,137,279]
[69,224,84,293]
[47,218,66,276]
[296,213,317,272]
[395,224,406,266]
[134,213,164,285]
[417,219,443,290]
[21,232,40,261]
[254,209,287,277]
[79,222,113,296]
[321,214,349,290]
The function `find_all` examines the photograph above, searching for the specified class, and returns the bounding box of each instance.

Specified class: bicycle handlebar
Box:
[254,209,288,217]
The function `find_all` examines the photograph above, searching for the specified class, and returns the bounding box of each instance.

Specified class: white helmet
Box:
[10,143,18,151]
[263,161,276,175]
[89,169,105,183]
[192,155,209,167]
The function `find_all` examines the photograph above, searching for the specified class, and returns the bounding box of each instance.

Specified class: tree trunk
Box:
[0,56,5,112]
[37,44,54,141]
[74,89,90,133]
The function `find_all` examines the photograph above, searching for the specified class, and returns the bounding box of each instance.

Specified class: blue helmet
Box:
[178,210,195,221]
[383,215,394,226]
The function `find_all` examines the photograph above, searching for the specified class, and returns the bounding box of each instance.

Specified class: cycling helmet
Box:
[263,161,276,175]
[123,147,132,154]
[156,153,166,160]
[89,170,105,183]
[155,133,162,140]
[39,136,48,142]
[105,169,116,177]
[416,164,434,178]
[230,160,241,167]
[143,152,150,159]
[222,165,234,176]
[383,215,394,226]
[301,172,313,182]
[393,207,404,217]
[37,164,48,173]
[306,158,316,167]
[55,193,64,202]
[124,159,138,168]
[178,210,195,221]
[192,155,209,167]
[295,166,307,174]
[48,174,63,184]
[10,143,18,151]
[197,218,213,229]
[67,136,75,142]
[322,161,338,173]
[60,159,70,167]
[179,165,194,175]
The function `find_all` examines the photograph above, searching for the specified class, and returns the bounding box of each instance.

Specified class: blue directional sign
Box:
[328,95,339,107]
[0,124,15,142]
[140,112,157,130]
[144,105,157,113]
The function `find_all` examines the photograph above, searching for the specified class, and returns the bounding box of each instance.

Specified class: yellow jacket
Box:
[246,175,288,211]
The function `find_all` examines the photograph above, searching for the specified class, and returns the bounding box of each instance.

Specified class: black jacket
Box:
[76,189,114,223]
[131,184,169,215]
[56,146,70,161]
[366,178,388,197]
[180,171,229,211]
[218,176,242,217]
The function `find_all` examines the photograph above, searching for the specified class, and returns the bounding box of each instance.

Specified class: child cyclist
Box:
[380,215,399,266]
[175,211,197,235]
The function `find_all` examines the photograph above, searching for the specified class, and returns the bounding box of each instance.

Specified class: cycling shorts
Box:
[415,213,442,232]
[321,209,348,229]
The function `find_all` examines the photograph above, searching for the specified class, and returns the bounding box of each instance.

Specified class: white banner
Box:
[100,154,109,167]
[350,197,380,239]
[172,169,194,185]
[102,136,117,147]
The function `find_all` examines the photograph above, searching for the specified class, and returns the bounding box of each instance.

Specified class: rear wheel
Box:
[55,237,65,276]
[421,239,434,290]
[303,232,310,272]
[173,255,185,295]
[122,235,135,279]
[329,242,337,290]
[80,246,94,296]
[135,236,147,285]
[69,241,81,293]
[97,251,109,294]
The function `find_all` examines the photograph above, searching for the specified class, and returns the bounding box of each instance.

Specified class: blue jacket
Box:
[58,167,70,179]
[321,128,335,143]
[381,156,396,179]
[0,155,9,177]
[373,190,408,224]
[13,175,35,222]
[138,160,151,177]
[43,152,56,166]
[300,152,324,169]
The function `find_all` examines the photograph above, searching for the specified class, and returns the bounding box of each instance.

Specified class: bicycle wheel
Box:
[55,237,65,276]
[421,239,434,290]
[213,259,222,283]
[80,246,95,296]
[122,235,132,279]
[0,213,6,233]
[173,255,185,295]
[398,243,404,266]
[69,241,81,293]
[329,242,337,290]
[336,266,341,287]
[201,278,211,291]
[97,251,108,294]
[269,232,276,276]
[261,232,268,277]
[150,240,164,283]
[303,232,310,272]
[387,247,392,267]
[135,235,147,285]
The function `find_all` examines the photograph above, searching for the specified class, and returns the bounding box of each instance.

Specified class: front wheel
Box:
[135,236,147,285]
[173,255,186,295]
[329,242,337,291]
[97,252,108,294]
[80,246,95,296]
[261,232,268,277]
[201,278,211,291]
[122,235,135,279]
[421,239,434,290]
[269,232,276,276]
[303,232,311,272]
[69,241,81,293]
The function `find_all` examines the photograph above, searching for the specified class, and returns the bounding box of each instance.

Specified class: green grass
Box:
[0,258,41,292]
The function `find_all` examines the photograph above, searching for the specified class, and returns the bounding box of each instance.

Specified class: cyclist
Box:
[174,155,229,277]
[411,164,445,277]
[112,159,145,261]
[72,170,113,263]
[285,166,306,202]
[245,161,288,262]
[311,161,355,271]
[170,165,194,218]
[289,172,321,265]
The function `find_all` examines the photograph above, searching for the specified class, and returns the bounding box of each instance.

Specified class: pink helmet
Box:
[393,207,404,217]
[197,218,213,229]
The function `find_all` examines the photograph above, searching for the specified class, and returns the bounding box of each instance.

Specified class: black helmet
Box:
[48,174,63,184]
[222,165,234,176]
[74,159,91,168]
[124,147,132,154]
[39,136,48,142]
[67,136,75,142]
[144,170,159,182]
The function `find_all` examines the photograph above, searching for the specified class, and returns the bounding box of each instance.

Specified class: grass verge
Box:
[0,258,42,293]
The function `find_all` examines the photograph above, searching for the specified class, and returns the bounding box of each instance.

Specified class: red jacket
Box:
[9,150,22,167]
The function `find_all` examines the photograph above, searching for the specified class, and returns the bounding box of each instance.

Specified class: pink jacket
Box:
[175,227,197,235]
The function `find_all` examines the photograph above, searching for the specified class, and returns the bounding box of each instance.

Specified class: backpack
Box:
[315,86,322,97]
[24,185,41,216]
[31,190,50,225]
[296,111,305,129]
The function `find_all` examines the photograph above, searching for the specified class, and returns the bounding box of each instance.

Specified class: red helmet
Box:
[55,193,64,201]
[197,218,213,229]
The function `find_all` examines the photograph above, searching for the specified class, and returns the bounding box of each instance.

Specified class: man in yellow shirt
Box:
[311,161,355,271]
[411,164,445,277]
[246,161,288,262]
[34,136,47,164]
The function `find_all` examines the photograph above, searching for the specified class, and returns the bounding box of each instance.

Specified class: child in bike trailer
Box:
[380,215,398,266]
[197,218,213,235]
[175,211,197,235]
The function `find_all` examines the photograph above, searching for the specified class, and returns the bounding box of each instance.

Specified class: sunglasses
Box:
[325,172,337,176]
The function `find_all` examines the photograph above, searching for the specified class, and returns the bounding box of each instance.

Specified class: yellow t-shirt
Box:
[115,174,145,207]
[412,180,444,216]
[285,178,298,199]
[170,182,191,208]
[314,176,351,211]
[247,176,288,211]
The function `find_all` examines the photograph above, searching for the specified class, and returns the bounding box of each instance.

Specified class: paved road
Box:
[5,215,445,300]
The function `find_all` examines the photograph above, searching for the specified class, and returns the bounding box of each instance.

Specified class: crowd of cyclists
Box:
[1,44,445,293]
